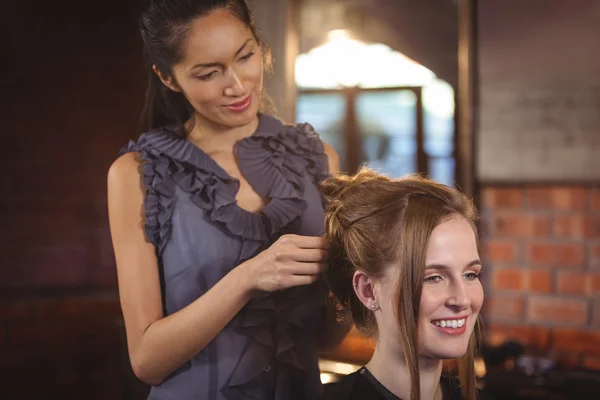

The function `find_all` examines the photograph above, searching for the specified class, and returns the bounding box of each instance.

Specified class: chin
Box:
[422,341,470,360]
[211,111,253,130]
[428,347,468,360]
[227,112,256,126]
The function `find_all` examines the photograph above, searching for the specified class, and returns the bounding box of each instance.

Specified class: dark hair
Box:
[322,167,481,400]
[139,0,273,138]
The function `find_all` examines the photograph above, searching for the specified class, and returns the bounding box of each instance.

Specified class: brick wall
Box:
[481,186,600,369]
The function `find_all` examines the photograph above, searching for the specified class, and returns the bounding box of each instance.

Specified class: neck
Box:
[366,337,443,400]
[186,113,260,151]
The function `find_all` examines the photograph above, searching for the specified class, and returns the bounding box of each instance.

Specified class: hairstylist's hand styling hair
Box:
[241,234,329,293]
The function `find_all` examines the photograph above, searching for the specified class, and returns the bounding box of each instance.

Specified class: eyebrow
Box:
[190,38,253,70]
[425,260,482,271]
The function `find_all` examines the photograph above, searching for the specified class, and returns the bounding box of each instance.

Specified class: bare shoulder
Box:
[107,151,146,218]
[321,141,340,175]
[107,151,143,188]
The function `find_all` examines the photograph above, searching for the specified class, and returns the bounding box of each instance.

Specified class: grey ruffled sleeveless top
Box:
[119,115,331,400]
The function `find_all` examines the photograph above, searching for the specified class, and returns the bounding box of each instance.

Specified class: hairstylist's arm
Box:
[109,153,329,385]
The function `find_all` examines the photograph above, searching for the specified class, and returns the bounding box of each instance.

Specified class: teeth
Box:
[433,318,466,329]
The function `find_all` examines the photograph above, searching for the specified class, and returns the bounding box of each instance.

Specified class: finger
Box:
[284,234,329,250]
[290,248,328,263]
[289,261,328,276]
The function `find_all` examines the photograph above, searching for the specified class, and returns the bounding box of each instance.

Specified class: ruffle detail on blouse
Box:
[118,115,330,253]
[235,119,330,236]
[222,280,329,400]
[118,136,177,255]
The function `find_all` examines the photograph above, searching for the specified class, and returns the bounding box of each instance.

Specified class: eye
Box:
[197,71,218,81]
[424,275,443,283]
[239,52,255,62]
[464,272,481,281]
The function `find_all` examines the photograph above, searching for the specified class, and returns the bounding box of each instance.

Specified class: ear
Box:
[353,270,380,311]
[152,64,181,92]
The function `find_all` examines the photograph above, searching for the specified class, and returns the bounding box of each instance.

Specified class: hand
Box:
[241,234,329,293]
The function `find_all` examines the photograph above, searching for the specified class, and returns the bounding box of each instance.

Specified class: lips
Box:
[225,95,252,113]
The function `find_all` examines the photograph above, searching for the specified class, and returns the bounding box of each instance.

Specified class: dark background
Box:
[2,1,149,399]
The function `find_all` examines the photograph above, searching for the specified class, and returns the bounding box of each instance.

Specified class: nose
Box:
[445,280,470,311]
[223,68,246,97]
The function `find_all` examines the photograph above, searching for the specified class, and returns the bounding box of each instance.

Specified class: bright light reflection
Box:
[296,30,454,117]
[318,359,362,375]
[474,357,487,378]
[327,29,350,41]
[320,372,337,384]
[423,79,455,118]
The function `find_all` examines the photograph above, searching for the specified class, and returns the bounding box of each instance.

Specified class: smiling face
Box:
[372,215,483,361]
[158,9,264,129]
[418,215,483,359]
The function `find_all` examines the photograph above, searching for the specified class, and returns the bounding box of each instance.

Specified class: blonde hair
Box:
[322,167,481,400]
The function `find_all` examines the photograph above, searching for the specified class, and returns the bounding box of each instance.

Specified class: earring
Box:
[353,283,358,288]
[371,303,377,310]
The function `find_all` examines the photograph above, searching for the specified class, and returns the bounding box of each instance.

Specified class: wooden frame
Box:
[299,86,425,175]
[457,0,478,196]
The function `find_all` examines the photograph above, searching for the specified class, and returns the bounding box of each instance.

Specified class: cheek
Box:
[245,58,264,85]
[184,81,223,106]
[418,289,444,320]
[470,284,484,313]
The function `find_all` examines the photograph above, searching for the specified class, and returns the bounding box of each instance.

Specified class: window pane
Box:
[296,93,347,171]
[355,90,417,178]
[424,112,454,157]
[429,156,455,187]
